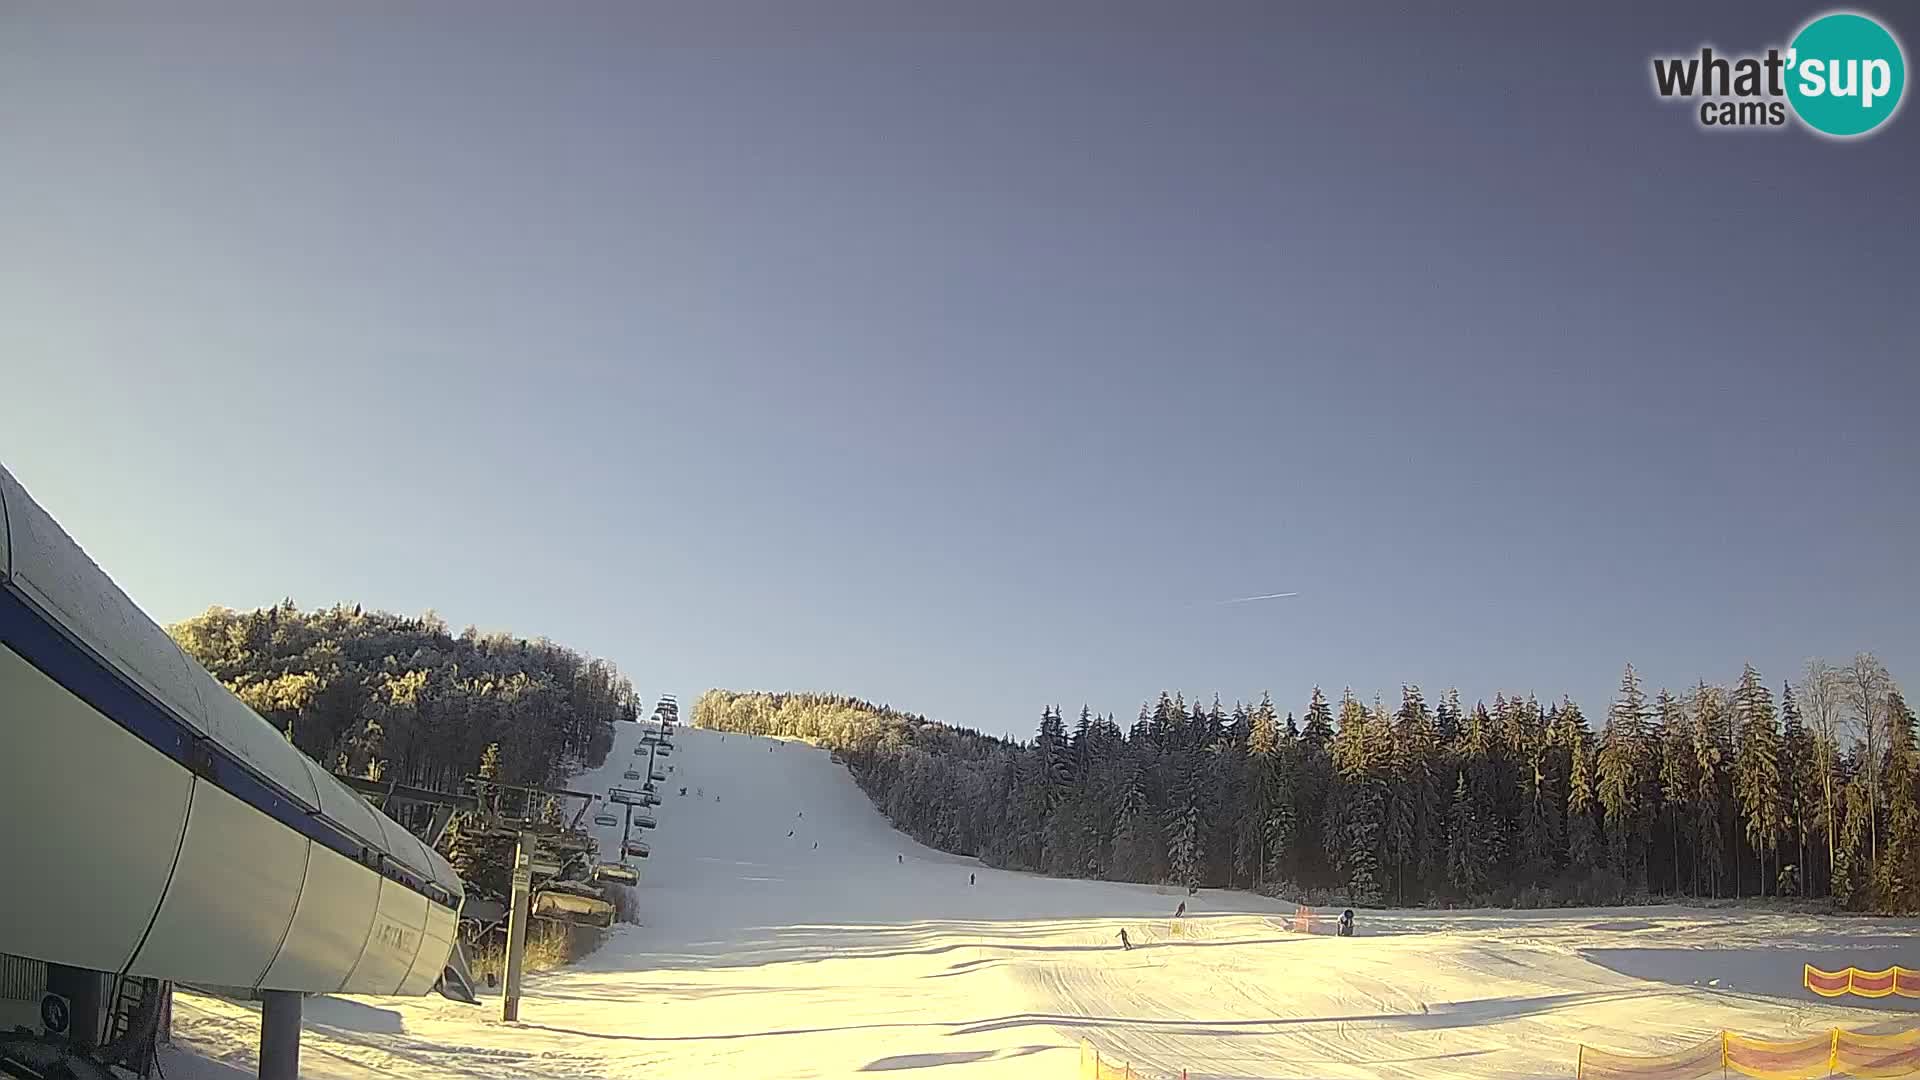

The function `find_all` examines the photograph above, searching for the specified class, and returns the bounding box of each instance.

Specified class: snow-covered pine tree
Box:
[1834,773,1873,909]
[1446,771,1483,895]
[1655,690,1697,895]
[1872,691,1919,913]
[1241,693,1282,889]
[1392,685,1442,899]
[1689,682,1730,897]
[1165,750,1202,893]
[1597,663,1652,888]
[1780,682,1815,895]
[1731,664,1784,896]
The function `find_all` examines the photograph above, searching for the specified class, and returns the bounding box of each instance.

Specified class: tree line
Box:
[695,656,1919,914]
[170,601,633,794]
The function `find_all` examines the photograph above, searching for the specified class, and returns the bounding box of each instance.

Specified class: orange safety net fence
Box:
[1834,1028,1920,1078]
[1806,965,1920,1000]
[1577,1036,1725,1080]
[1288,904,1315,934]
[1725,1032,1840,1080]
[1576,1028,1920,1080]
[1080,1040,1187,1080]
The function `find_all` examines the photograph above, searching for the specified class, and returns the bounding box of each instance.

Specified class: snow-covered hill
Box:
[164,723,1916,1080]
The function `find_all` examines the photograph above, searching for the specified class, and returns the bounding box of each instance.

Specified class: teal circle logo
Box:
[1786,12,1906,137]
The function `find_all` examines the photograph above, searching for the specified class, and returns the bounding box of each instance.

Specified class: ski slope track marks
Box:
[164,725,1917,1079]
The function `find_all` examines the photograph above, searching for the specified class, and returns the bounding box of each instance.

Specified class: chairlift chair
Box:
[624,840,650,858]
[632,813,657,829]
[531,889,615,929]
[624,769,641,780]
[593,811,619,827]
[592,862,639,886]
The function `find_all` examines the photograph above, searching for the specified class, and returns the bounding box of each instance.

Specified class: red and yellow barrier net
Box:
[1577,1028,1920,1080]
[1833,1028,1920,1078]
[1725,1032,1842,1080]
[1577,1036,1725,1080]
[1079,1040,1187,1080]
[1806,965,1920,1000]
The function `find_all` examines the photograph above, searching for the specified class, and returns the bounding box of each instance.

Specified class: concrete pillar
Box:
[258,990,301,1080]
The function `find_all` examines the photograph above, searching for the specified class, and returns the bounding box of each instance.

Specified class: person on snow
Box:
[1174,901,1186,919]
[1117,929,1132,951]
[969,872,975,886]
[812,841,818,849]
[786,830,794,838]
[898,854,903,864]
[1337,909,1355,937]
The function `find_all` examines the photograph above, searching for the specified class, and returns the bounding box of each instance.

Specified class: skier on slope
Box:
[1337,910,1355,937]
[1117,929,1131,951]
[1174,901,1185,919]
[969,873,975,886]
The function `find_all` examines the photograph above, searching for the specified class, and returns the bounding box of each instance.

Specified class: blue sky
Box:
[3,3,1914,739]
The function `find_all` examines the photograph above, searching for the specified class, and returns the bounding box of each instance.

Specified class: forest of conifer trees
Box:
[168,601,634,793]
[696,657,1920,915]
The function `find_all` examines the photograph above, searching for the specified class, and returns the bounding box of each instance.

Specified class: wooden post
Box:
[502,830,534,1022]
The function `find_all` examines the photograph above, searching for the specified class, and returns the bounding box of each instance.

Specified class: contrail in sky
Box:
[1216,591,1300,605]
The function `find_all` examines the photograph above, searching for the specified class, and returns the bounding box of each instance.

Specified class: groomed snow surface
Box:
[164,726,1916,1079]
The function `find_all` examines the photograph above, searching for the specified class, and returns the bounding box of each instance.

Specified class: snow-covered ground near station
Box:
[163,724,1916,1080]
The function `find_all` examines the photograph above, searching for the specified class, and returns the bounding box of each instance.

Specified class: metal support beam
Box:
[502,830,533,1023]
[258,991,301,1080]
[329,773,479,810]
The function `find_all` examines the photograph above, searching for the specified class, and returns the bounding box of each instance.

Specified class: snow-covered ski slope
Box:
[166,724,1916,1080]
